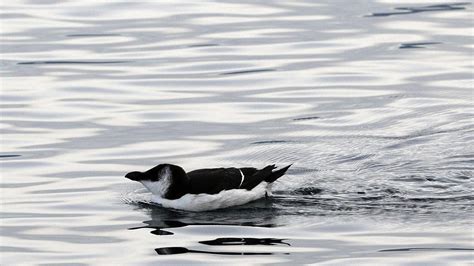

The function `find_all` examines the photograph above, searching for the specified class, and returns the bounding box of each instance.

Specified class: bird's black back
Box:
[185,165,290,195]
[187,168,242,195]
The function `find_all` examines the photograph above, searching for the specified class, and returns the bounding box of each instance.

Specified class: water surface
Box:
[1,0,473,264]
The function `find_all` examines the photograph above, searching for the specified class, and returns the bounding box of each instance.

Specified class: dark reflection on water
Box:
[293,116,320,121]
[130,201,278,231]
[155,247,277,256]
[18,60,130,65]
[199,238,290,246]
[66,34,122,37]
[367,2,469,17]
[219,68,277,76]
[399,42,441,49]
[0,154,21,158]
[132,204,292,256]
[251,140,295,145]
[187,43,220,48]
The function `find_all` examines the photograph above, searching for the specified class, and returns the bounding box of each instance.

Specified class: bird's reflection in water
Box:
[129,200,292,256]
[155,237,292,256]
[199,237,290,246]
[128,198,279,236]
[155,247,281,256]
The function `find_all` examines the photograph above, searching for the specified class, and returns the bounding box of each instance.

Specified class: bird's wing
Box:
[187,168,243,195]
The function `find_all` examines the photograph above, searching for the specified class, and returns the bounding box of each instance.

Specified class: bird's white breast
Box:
[151,182,269,212]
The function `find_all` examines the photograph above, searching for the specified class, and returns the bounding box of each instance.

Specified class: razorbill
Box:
[125,164,291,211]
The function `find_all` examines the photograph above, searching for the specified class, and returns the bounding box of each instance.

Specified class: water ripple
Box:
[1,0,473,264]
[18,60,130,65]
[366,2,470,17]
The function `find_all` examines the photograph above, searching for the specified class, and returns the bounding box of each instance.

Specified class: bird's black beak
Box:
[125,171,143,181]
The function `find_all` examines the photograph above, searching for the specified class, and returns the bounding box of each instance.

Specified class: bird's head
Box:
[125,164,188,198]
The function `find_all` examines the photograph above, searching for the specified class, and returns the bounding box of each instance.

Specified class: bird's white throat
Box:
[140,166,171,197]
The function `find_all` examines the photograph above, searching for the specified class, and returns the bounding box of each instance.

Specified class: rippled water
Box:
[1,0,473,264]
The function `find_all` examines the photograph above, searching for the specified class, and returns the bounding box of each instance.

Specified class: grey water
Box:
[1,0,473,265]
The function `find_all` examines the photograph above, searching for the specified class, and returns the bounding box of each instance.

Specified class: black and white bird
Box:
[125,163,291,211]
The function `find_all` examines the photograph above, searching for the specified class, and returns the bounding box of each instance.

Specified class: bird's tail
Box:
[265,164,292,183]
